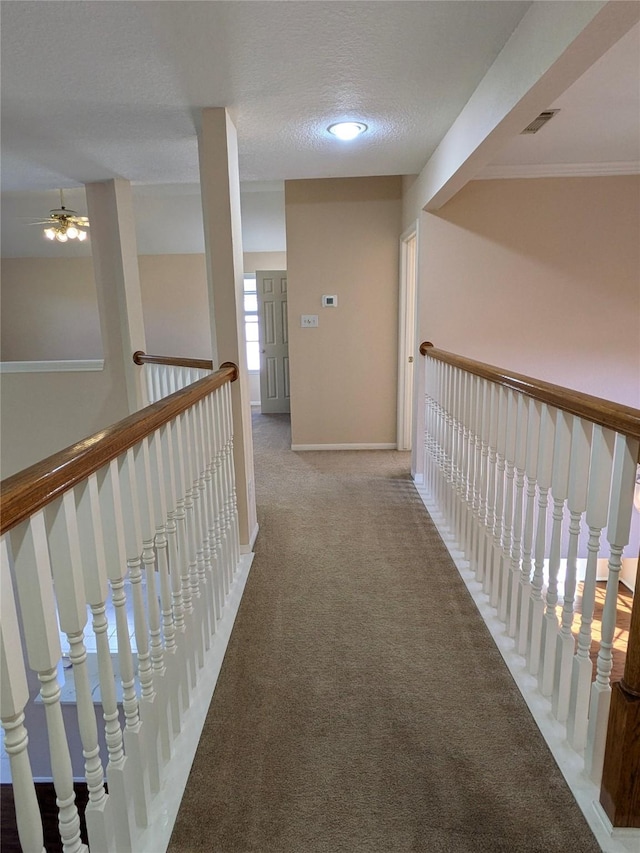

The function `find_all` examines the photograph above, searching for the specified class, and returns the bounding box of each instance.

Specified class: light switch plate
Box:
[301,314,318,327]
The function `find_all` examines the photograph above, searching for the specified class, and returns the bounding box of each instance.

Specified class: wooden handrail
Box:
[0,363,238,536]
[420,342,640,444]
[133,350,215,371]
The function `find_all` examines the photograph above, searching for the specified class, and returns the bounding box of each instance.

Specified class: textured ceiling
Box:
[1,0,531,191]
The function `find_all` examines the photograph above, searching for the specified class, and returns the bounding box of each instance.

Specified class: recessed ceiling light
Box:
[327,121,368,141]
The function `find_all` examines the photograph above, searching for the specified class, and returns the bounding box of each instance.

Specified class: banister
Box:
[0,363,238,536]
[419,342,640,444]
[133,350,215,371]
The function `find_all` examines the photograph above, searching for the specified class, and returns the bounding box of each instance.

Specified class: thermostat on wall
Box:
[322,295,338,307]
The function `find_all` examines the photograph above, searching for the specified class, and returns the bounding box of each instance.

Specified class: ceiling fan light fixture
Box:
[327,121,368,141]
[55,230,68,242]
[77,230,87,242]
[44,227,56,240]
[66,226,79,239]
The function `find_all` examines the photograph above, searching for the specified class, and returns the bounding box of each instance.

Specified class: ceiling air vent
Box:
[520,109,560,135]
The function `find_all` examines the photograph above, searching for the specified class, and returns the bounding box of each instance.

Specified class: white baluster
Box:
[10,516,87,853]
[584,432,639,782]
[483,383,499,596]
[225,380,241,570]
[464,374,479,563]
[194,399,217,639]
[517,399,541,656]
[133,438,171,765]
[490,385,508,609]
[498,390,517,623]
[186,404,214,647]
[451,368,464,544]
[182,406,207,670]
[160,419,190,713]
[45,491,112,852]
[1,536,46,853]
[201,392,224,623]
[213,387,231,597]
[527,404,555,676]
[149,427,181,738]
[567,425,616,751]
[119,447,161,794]
[152,366,162,404]
[459,371,472,551]
[99,458,149,828]
[171,412,199,695]
[75,474,133,853]
[507,393,527,637]
[474,380,490,583]
[539,410,571,695]
[552,418,592,722]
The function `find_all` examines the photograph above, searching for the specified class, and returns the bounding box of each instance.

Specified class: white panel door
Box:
[257,270,290,414]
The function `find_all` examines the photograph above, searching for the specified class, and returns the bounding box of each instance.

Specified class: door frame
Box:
[397,222,418,451]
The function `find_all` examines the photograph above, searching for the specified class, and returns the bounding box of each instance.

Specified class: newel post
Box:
[599,446,640,828]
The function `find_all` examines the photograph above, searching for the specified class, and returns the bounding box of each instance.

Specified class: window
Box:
[244,275,260,371]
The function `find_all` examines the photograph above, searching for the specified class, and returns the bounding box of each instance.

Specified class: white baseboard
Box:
[250,401,261,407]
[241,522,260,553]
[291,443,397,451]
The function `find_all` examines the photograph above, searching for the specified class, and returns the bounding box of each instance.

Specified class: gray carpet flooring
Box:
[168,412,600,853]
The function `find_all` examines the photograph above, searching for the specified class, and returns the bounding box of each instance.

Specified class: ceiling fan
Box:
[31,189,90,242]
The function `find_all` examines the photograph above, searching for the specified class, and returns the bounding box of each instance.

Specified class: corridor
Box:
[168,413,600,853]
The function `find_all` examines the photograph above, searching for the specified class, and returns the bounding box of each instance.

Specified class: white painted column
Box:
[198,107,257,551]
[85,178,148,414]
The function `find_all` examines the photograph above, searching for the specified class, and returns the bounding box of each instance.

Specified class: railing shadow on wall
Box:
[417,342,640,840]
[0,355,251,853]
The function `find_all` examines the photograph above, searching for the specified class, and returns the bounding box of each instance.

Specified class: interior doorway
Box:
[397,226,418,451]
[256,270,290,414]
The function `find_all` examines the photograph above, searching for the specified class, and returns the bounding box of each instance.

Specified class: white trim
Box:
[414,486,640,853]
[241,522,260,554]
[0,359,105,373]
[291,443,397,451]
[134,553,254,853]
[250,401,261,407]
[397,224,418,453]
[475,161,640,180]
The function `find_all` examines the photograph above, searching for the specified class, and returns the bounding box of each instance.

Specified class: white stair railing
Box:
[133,350,213,404]
[1,361,245,853]
[418,342,640,833]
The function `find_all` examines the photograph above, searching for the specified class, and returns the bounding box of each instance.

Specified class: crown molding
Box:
[474,162,640,180]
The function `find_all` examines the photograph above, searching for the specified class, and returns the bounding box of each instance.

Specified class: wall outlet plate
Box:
[301,314,318,327]
[322,295,338,307]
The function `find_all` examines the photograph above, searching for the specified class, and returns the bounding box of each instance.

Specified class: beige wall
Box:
[0,368,128,477]
[243,251,287,274]
[1,257,102,360]
[285,177,402,446]
[1,252,287,363]
[418,176,640,407]
[137,254,212,358]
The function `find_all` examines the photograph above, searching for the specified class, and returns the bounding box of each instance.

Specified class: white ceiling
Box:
[1,2,638,259]
[1,0,531,191]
